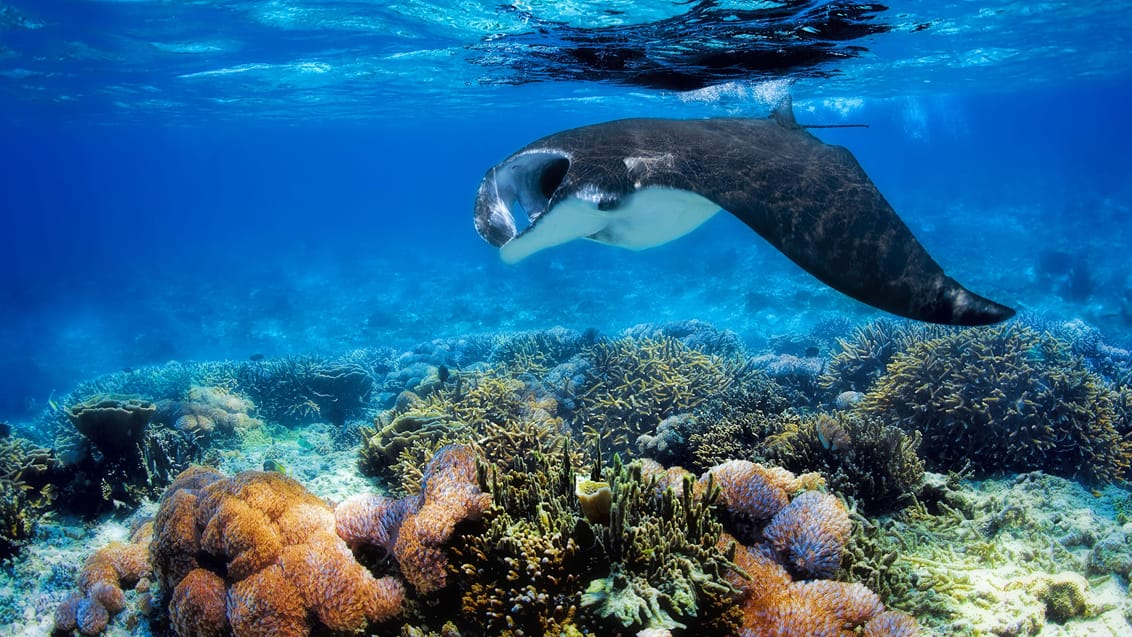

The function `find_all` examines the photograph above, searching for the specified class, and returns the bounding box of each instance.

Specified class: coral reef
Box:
[489,326,597,375]
[155,385,263,441]
[66,395,156,459]
[55,394,203,515]
[149,465,403,637]
[639,362,793,473]
[619,319,745,359]
[236,356,375,427]
[861,324,1132,483]
[338,445,492,594]
[763,412,925,514]
[53,520,153,635]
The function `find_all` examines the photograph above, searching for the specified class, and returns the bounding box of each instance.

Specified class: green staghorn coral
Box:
[438,446,741,636]
[819,319,948,398]
[359,371,566,495]
[574,336,738,462]
[860,324,1132,483]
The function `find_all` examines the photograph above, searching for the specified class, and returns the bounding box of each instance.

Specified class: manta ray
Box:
[473,99,1014,326]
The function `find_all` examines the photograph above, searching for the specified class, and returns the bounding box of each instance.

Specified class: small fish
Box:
[296,438,314,451]
[122,367,133,374]
[263,459,288,475]
[0,422,10,438]
[437,364,450,383]
[804,346,820,358]
[48,399,61,413]
[834,391,864,410]
[249,354,265,362]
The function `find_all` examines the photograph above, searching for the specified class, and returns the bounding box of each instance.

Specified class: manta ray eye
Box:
[539,157,570,199]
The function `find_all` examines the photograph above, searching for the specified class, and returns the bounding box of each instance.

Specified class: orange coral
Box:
[149,466,404,637]
[864,610,922,636]
[169,568,228,637]
[713,476,917,637]
[54,520,153,635]
[703,460,790,525]
[393,444,491,593]
[333,444,491,595]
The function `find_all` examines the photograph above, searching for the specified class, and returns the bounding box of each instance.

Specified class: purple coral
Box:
[763,491,850,579]
[704,460,790,526]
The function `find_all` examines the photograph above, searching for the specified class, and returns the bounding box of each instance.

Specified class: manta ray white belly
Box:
[500,187,721,264]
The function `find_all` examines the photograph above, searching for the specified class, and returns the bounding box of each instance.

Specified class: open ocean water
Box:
[2,1,1132,636]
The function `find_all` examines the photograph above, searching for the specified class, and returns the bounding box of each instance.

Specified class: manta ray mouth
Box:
[474,151,571,247]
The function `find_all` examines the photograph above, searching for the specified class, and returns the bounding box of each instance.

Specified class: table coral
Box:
[66,394,156,456]
[149,466,404,637]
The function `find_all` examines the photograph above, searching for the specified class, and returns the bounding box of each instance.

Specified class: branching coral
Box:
[861,324,1132,483]
[639,362,794,473]
[235,356,375,427]
[148,466,404,637]
[819,320,947,397]
[762,411,925,515]
[0,435,59,558]
[574,336,737,461]
[489,326,597,375]
[358,371,564,494]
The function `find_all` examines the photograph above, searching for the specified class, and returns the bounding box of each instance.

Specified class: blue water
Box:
[2,0,1131,421]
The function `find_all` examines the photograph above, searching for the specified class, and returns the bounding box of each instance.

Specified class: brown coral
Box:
[337,444,491,595]
[53,520,153,635]
[150,466,404,637]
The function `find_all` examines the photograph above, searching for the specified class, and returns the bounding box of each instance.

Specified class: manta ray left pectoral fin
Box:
[499,198,609,264]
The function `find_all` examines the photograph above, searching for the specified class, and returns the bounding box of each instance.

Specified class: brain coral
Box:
[862,324,1131,482]
[150,466,403,637]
